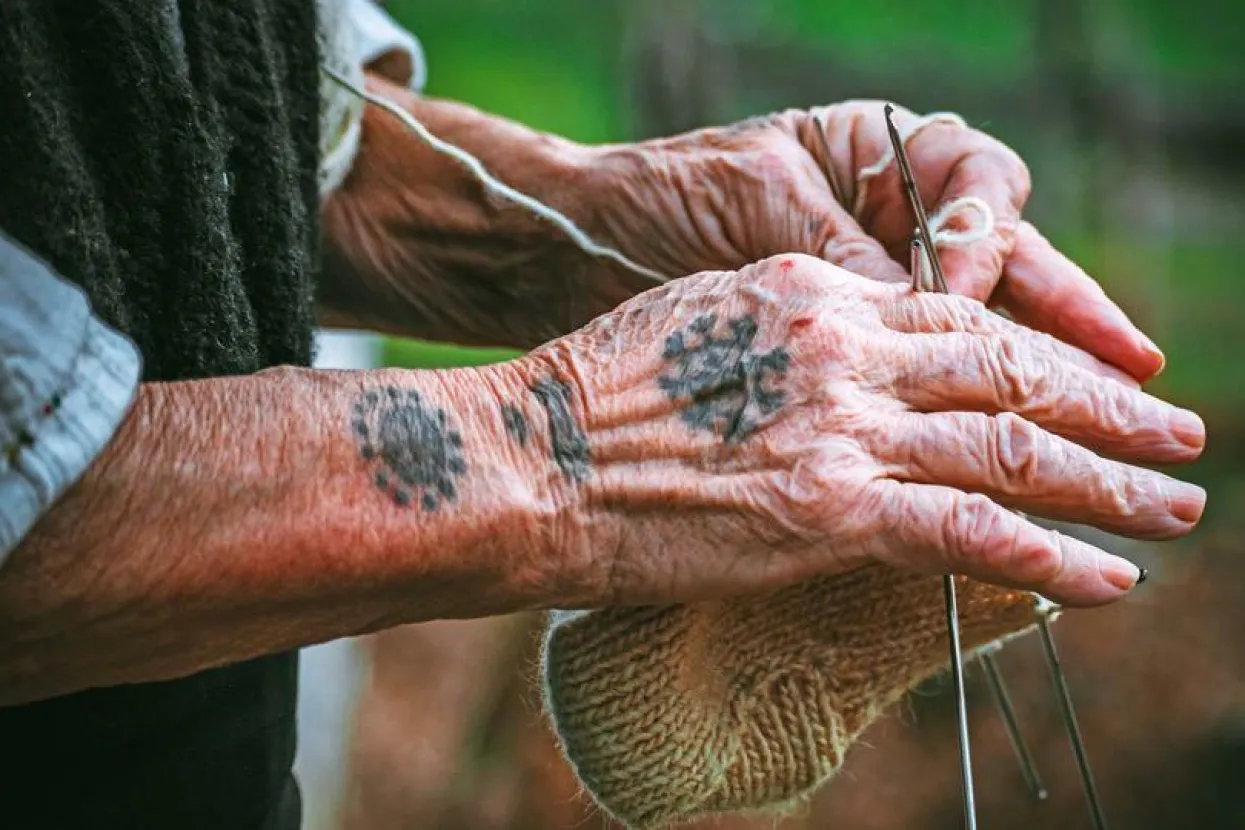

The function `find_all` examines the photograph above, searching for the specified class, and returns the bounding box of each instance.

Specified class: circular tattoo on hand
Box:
[352,386,467,511]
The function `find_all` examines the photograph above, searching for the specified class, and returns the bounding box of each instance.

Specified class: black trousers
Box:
[0,653,301,830]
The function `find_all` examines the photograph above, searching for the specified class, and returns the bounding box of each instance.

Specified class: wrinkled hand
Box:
[587,101,1164,381]
[532,255,1204,609]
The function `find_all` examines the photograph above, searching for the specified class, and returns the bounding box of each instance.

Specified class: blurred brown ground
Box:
[339,493,1245,830]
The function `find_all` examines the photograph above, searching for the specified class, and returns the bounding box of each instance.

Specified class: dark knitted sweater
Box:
[0,0,322,827]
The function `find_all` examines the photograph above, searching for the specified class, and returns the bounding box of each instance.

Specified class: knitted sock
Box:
[542,565,1043,829]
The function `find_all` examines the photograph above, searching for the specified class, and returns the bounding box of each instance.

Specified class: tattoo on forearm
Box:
[530,379,591,482]
[500,404,529,448]
[352,386,467,510]
[658,313,790,443]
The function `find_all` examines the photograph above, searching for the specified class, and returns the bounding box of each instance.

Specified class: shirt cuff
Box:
[348,0,427,91]
[320,0,426,197]
[0,246,141,566]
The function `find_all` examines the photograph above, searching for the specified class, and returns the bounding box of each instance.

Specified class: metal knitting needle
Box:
[1037,611,1109,829]
[886,104,976,830]
[812,112,847,208]
[980,648,1048,800]
[890,102,1110,830]
[943,572,977,830]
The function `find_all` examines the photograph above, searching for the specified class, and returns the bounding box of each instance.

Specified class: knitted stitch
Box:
[543,565,1042,828]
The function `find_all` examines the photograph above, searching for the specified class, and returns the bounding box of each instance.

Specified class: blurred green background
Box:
[381,0,1243,489]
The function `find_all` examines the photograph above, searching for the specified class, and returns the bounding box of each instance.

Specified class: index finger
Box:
[890,330,1204,465]
[879,289,1141,388]
[994,222,1167,382]
[917,126,1029,302]
[847,106,1029,301]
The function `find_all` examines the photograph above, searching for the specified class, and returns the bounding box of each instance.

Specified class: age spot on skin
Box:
[352,387,468,511]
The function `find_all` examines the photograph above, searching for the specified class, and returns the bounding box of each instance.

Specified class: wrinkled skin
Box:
[530,254,1204,609]
[324,82,1163,385]
[322,79,1201,608]
[584,101,1164,381]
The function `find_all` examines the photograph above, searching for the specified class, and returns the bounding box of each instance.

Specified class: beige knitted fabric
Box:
[542,565,1043,829]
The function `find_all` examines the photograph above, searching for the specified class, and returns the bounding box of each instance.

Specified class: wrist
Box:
[368,359,593,613]
[320,79,622,348]
[262,363,578,621]
[476,353,610,609]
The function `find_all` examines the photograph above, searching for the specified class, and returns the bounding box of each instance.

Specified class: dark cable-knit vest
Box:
[0,1,322,827]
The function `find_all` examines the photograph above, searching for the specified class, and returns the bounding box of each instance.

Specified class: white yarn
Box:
[322,73,997,297]
[927,195,994,247]
[1033,594,1063,621]
[320,66,670,286]
[853,110,995,255]
[853,112,965,214]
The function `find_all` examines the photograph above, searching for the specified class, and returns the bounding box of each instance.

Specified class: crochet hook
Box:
[888,105,949,294]
[885,103,977,830]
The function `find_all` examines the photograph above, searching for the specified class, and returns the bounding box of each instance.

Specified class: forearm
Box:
[0,360,572,705]
[318,75,651,350]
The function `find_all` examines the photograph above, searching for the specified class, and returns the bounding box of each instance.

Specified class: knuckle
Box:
[948,492,1061,583]
[986,412,1044,490]
[976,134,1031,204]
[944,492,1004,567]
[753,252,839,295]
[939,294,995,332]
[1096,382,1136,433]
[1003,145,1032,203]
[978,334,1039,406]
[750,144,798,180]
[1009,532,1063,585]
[1099,466,1137,517]
[789,315,861,391]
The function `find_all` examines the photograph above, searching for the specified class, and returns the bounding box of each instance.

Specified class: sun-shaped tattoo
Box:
[352,386,467,511]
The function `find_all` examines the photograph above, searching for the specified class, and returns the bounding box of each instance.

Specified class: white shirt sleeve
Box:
[347,0,427,90]
[0,232,142,565]
[319,0,427,196]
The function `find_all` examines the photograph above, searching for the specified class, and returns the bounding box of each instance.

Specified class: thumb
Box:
[803,187,912,284]
[779,108,912,284]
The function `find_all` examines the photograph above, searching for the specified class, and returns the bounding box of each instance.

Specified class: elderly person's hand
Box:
[527,254,1203,609]
[324,81,1163,385]
[582,101,1163,381]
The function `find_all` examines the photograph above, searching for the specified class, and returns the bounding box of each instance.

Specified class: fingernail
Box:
[1167,479,1207,524]
[1102,556,1142,592]
[1169,408,1206,451]
[1137,331,1166,374]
